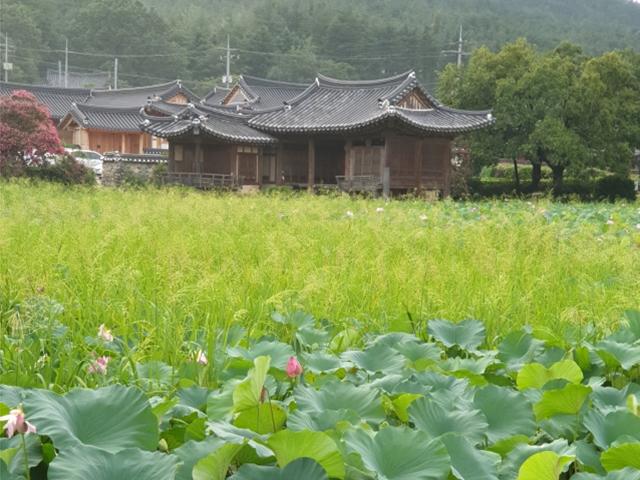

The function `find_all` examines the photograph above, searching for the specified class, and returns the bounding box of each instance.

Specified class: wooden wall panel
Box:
[396,87,433,109]
[386,135,418,188]
[280,144,308,184]
[166,93,189,105]
[421,138,452,192]
[202,144,233,175]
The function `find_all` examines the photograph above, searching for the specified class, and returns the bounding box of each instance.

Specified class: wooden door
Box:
[237,152,258,184]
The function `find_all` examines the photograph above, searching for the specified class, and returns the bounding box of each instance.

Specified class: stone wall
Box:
[102,154,167,186]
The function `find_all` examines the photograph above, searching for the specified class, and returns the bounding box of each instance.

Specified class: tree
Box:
[439,39,640,190]
[0,91,63,175]
[69,0,186,86]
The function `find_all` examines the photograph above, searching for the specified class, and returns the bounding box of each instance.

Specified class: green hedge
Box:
[466,176,637,202]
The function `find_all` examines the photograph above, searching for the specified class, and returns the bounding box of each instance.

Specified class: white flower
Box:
[98,324,114,342]
[345,211,354,218]
[0,407,37,438]
[376,207,384,213]
[606,219,615,225]
[636,224,640,230]
[419,214,428,221]
[195,350,208,366]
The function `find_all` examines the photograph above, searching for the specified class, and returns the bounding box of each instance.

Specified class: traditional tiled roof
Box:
[248,71,494,134]
[222,75,308,110]
[0,81,90,121]
[140,104,276,144]
[62,103,146,132]
[86,80,199,108]
[145,100,187,116]
[201,86,231,106]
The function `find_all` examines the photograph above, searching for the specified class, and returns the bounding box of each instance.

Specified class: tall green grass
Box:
[1,182,639,361]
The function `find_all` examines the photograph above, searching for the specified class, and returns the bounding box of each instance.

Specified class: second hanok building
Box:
[141,71,493,196]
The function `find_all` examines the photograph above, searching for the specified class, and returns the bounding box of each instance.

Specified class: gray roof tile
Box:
[227,75,309,110]
[248,71,493,134]
[66,103,146,132]
[86,80,199,107]
[140,104,276,144]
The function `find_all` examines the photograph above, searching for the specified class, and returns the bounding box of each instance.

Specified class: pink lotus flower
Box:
[98,324,114,342]
[87,356,110,375]
[195,350,208,366]
[0,407,37,438]
[286,356,303,378]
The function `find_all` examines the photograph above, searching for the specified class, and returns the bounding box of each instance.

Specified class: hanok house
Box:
[59,80,200,154]
[141,71,494,196]
[0,79,199,154]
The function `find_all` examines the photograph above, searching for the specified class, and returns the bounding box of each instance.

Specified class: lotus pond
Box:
[2,183,640,478]
[2,313,640,479]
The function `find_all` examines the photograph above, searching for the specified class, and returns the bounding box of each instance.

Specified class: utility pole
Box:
[442,25,469,68]
[64,38,69,87]
[224,35,231,89]
[58,60,62,86]
[114,57,118,89]
[456,25,464,67]
[3,33,8,82]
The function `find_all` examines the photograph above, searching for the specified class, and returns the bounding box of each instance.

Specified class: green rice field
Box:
[1,182,639,359]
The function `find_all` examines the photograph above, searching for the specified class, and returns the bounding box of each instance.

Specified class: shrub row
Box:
[23,156,96,185]
[465,175,637,202]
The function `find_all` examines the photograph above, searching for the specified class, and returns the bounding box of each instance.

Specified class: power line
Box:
[16,43,452,62]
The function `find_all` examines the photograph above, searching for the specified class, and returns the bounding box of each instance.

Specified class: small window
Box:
[174,144,183,162]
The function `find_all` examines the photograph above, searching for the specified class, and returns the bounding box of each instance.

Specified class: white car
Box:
[71,150,104,176]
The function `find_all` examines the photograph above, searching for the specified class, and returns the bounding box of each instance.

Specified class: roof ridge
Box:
[240,75,310,89]
[316,70,415,88]
[434,105,493,115]
[75,102,144,113]
[90,80,179,95]
[0,81,91,95]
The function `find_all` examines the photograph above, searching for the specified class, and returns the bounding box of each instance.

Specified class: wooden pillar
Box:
[256,147,263,186]
[414,138,423,191]
[168,143,175,172]
[276,143,284,185]
[344,140,352,179]
[442,139,453,198]
[195,137,203,174]
[307,138,315,192]
[120,134,126,154]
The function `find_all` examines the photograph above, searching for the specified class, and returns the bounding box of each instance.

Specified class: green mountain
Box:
[3,0,640,90]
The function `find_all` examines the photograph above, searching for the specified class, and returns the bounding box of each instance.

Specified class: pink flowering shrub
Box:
[0,90,63,175]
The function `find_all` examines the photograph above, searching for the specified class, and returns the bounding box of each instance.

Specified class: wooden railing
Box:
[160,172,242,189]
[336,175,382,193]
